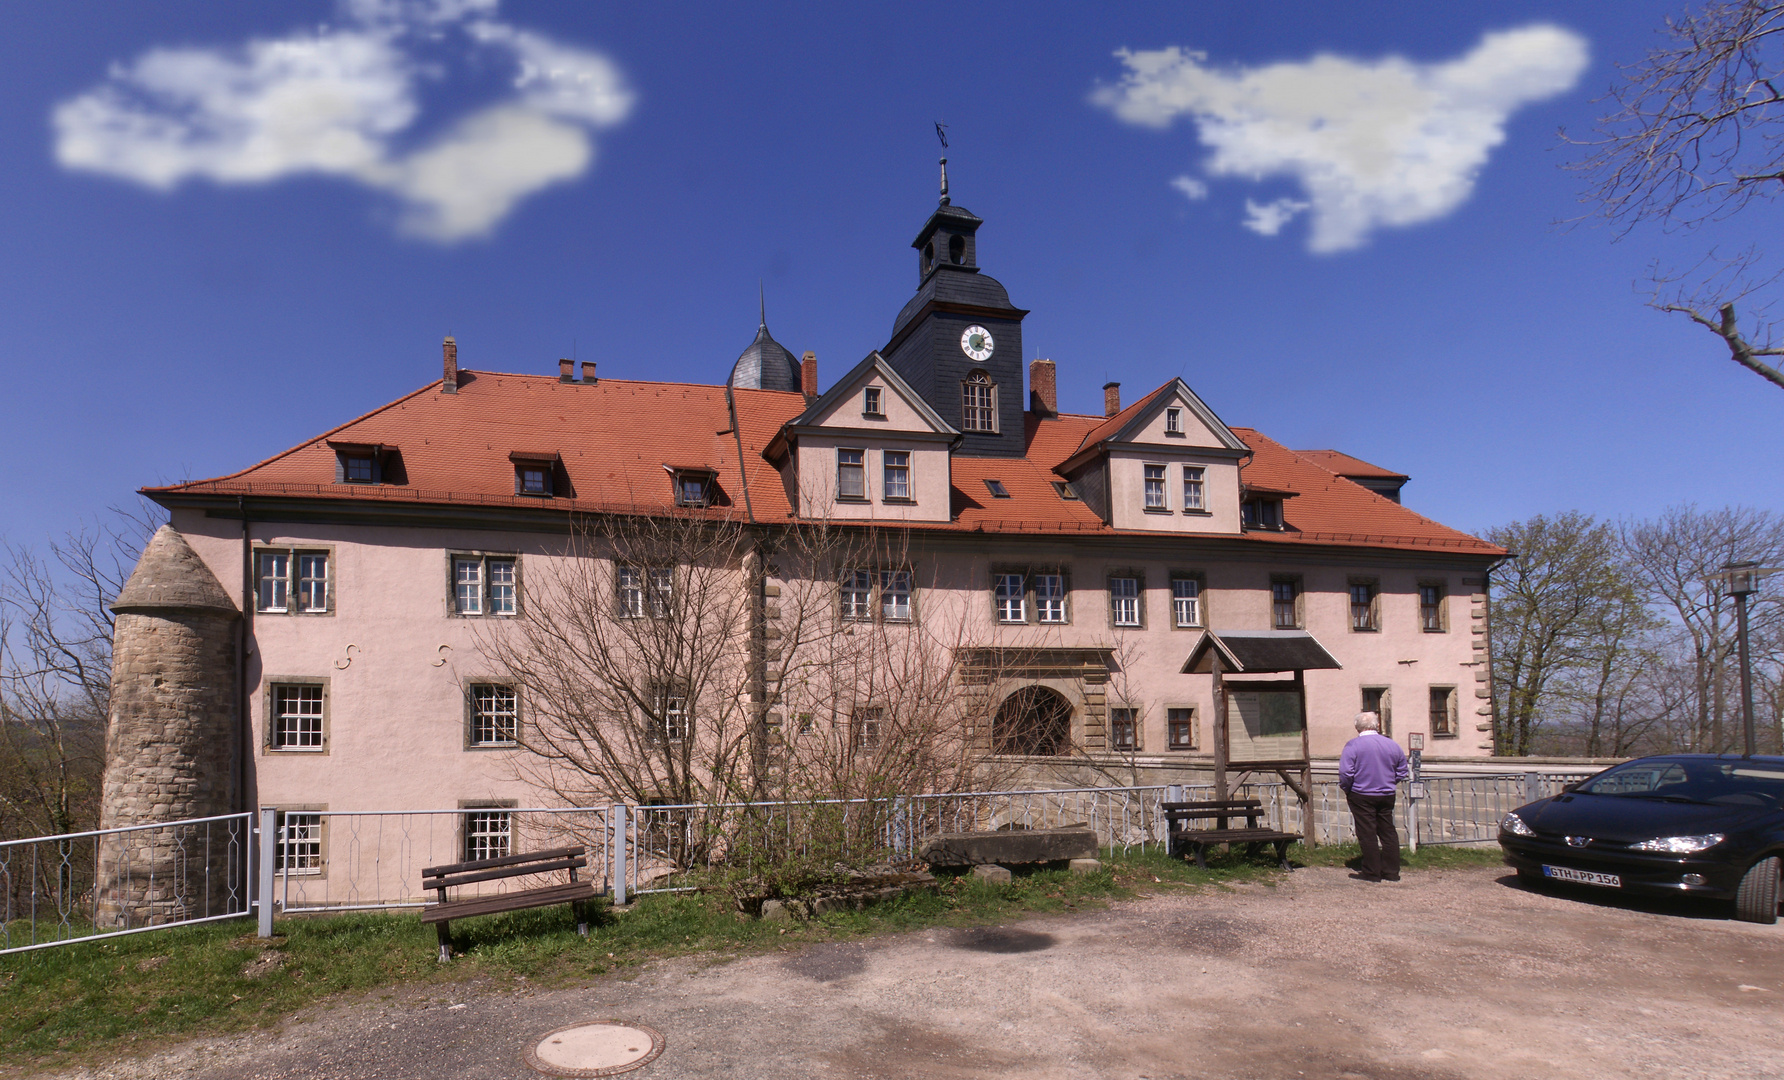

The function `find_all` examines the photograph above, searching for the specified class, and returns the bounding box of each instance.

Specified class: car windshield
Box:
[1579,760,1784,806]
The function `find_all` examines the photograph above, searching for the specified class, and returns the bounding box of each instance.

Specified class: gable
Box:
[1111,379,1245,451]
[805,354,952,435]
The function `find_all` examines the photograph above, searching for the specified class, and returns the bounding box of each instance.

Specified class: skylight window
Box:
[983,479,1010,498]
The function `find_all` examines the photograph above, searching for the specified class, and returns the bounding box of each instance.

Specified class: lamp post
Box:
[1717,562,1779,758]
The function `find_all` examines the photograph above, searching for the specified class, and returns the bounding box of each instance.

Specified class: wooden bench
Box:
[1163,800,1300,870]
[420,845,595,961]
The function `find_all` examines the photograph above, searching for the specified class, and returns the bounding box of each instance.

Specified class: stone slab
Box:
[919,825,1098,867]
[971,864,1012,883]
[1069,859,1102,875]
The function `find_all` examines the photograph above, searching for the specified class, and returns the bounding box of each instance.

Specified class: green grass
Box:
[0,843,1503,1074]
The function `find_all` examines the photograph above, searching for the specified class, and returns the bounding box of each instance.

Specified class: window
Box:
[880,569,912,621]
[343,454,375,483]
[675,473,711,507]
[1362,687,1392,738]
[1243,499,1284,528]
[617,565,644,618]
[1164,407,1183,435]
[1050,481,1079,501]
[462,809,512,862]
[1109,707,1139,751]
[837,449,866,500]
[962,371,996,432]
[1110,576,1141,627]
[515,463,551,496]
[1167,708,1197,750]
[1419,583,1447,632]
[1035,573,1068,623]
[275,811,323,875]
[1271,578,1301,629]
[656,688,690,743]
[795,713,815,736]
[851,707,883,750]
[994,573,1026,623]
[468,684,518,747]
[649,567,673,618]
[983,478,1010,498]
[1171,576,1202,628]
[1349,581,1379,632]
[863,387,884,417]
[1183,467,1205,512]
[332,444,388,485]
[883,451,910,500]
[454,555,517,616]
[257,548,331,614]
[840,569,873,620]
[1143,464,1167,510]
[271,684,324,750]
[1429,686,1458,737]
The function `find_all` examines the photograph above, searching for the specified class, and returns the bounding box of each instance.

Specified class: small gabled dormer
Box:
[1052,378,1247,534]
[328,441,403,485]
[1240,485,1297,531]
[763,352,960,522]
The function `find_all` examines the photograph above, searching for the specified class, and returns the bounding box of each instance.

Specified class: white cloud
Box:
[1169,174,1209,201]
[52,0,633,241]
[1093,25,1589,252]
[1242,197,1310,236]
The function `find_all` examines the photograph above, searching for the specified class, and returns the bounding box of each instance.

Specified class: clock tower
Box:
[881,168,1029,458]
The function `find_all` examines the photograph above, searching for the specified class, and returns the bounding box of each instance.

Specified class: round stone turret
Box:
[97,525,240,927]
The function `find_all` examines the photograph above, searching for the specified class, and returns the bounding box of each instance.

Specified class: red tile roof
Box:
[1294,449,1409,481]
[148,371,1502,555]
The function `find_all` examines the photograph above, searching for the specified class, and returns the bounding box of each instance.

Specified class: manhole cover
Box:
[524,1020,665,1077]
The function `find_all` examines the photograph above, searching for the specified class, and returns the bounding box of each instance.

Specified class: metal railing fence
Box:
[0,813,250,956]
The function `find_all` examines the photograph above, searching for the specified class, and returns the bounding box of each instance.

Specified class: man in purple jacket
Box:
[1337,711,1409,882]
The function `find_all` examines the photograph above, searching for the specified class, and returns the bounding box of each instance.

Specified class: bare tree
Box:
[1570,0,1784,389]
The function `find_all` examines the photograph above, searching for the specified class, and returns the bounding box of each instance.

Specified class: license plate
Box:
[1543,865,1620,888]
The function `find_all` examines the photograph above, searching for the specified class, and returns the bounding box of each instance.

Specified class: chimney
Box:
[1103,382,1121,417]
[801,351,818,402]
[442,336,458,395]
[581,360,597,384]
[558,358,574,382]
[1029,358,1057,417]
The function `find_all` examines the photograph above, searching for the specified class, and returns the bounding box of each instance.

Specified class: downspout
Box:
[1482,553,1513,757]
[726,382,768,797]
[237,497,251,815]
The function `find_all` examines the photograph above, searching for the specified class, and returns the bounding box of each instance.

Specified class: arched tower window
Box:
[962,369,996,432]
[948,234,966,264]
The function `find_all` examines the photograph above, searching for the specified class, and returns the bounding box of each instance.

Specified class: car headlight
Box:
[1629,833,1725,853]
[1500,812,1535,837]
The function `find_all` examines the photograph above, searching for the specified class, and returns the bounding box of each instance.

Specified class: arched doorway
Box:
[993,686,1073,756]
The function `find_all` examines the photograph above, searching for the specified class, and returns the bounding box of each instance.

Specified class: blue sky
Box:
[1,0,1778,549]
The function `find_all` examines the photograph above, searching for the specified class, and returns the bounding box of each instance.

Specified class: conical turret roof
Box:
[112,525,238,616]
[728,291,801,393]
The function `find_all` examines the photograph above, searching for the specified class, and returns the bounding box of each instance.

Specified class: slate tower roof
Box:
[728,294,801,393]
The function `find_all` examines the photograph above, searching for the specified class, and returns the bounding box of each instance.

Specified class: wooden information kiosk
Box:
[1181,630,1343,837]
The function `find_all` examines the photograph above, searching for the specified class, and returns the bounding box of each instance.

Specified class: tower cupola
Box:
[728,291,801,393]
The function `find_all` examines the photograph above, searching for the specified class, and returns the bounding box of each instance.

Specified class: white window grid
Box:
[883,451,910,500]
[649,568,673,618]
[276,812,323,874]
[962,374,995,432]
[840,569,873,620]
[488,559,516,614]
[257,552,290,613]
[658,693,690,742]
[852,707,883,749]
[837,449,866,499]
[994,573,1026,623]
[273,685,324,749]
[463,810,512,862]
[1035,574,1067,623]
[1143,464,1166,510]
[455,558,483,615]
[880,570,912,622]
[1110,577,1140,627]
[296,553,328,612]
[864,387,883,415]
[1171,578,1201,628]
[1183,467,1204,511]
[617,566,644,618]
[470,684,518,745]
[1165,408,1182,434]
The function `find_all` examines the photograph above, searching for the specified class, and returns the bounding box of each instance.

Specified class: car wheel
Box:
[1735,856,1780,925]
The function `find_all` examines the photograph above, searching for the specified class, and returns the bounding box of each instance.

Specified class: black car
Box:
[1498,754,1784,923]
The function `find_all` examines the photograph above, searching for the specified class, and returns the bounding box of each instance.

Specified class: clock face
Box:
[960,325,995,362]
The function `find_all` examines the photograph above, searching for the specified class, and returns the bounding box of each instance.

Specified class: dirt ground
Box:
[40,864,1784,1080]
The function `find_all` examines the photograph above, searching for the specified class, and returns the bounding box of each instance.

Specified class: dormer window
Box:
[510,452,559,498]
[863,387,884,417]
[330,441,391,485]
[1164,408,1183,436]
[1242,498,1284,529]
[677,475,710,507]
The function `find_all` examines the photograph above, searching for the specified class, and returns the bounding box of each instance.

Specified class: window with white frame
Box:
[994,573,1026,623]
[880,569,912,621]
[656,687,690,743]
[1109,707,1139,751]
[257,549,331,614]
[616,565,644,618]
[962,370,996,432]
[1164,407,1183,435]
[275,811,323,875]
[453,554,517,616]
[468,684,518,747]
[1183,467,1205,512]
[1167,708,1197,750]
[851,706,883,750]
[271,683,324,750]
[839,569,873,620]
[883,451,911,500]
[462,809,511,862]
[649,567,673,618]
[863,387,884,417]
[1035,573,1068,623]
[1143,464,1167,510]
[1171,576,1202,628]
[1110,576,1141,627]
[837,449,866,499]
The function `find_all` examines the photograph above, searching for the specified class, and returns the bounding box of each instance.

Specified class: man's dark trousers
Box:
[1346,791,1401,880]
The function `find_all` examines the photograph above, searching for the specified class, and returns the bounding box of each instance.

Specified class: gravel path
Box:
[40,865,1784,1080]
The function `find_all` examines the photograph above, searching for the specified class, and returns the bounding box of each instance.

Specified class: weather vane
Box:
[935,121,950,205]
